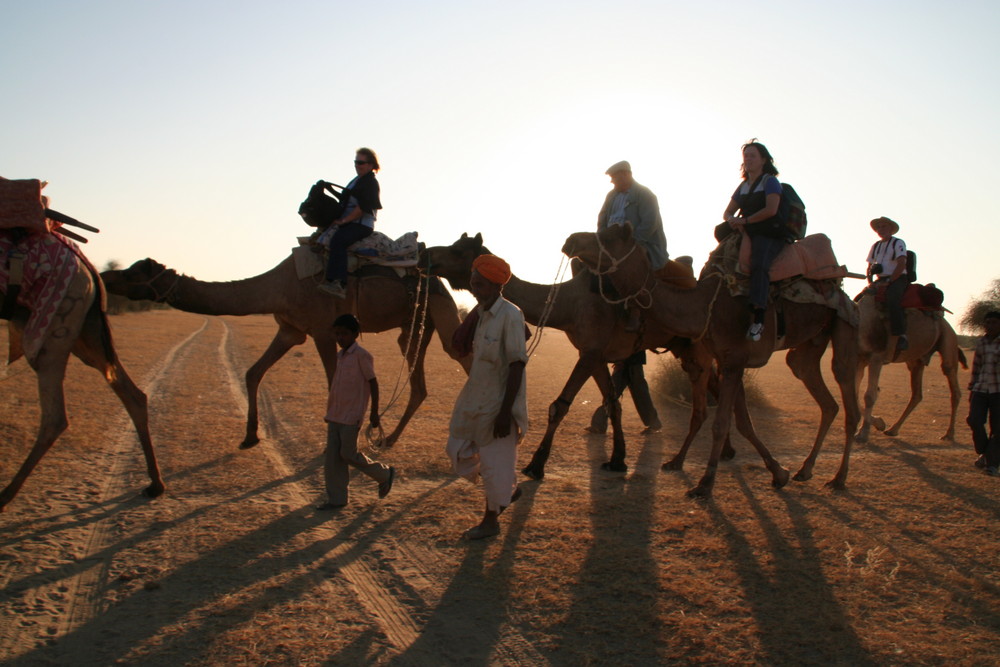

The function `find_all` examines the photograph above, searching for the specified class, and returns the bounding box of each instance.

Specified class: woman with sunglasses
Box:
[319,147,382,298]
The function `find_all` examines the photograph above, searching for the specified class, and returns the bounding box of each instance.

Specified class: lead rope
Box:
[365,270,431,452]
[526,255,570,360]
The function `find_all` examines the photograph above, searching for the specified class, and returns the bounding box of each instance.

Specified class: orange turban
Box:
[472,254,512,285]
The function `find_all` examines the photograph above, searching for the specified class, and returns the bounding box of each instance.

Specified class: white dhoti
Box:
[446,434,518,513]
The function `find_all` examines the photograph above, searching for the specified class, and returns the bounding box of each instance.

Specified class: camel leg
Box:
[73,312,164,499]
[523,352,621,480]
[241,324,308,448]
[939,356,961,441]
[382,320,436,447]
[730,380,789,488]
[688,366,744,498]
[663,350,734,471]
[0,349,71,511]
[856,355,885,444]
[884,360,924,437]
[785,342,839,482]
[824,320,861,490]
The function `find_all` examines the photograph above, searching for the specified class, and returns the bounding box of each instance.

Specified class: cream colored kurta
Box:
[449,296,529,444]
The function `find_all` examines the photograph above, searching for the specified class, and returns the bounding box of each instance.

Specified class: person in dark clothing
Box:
[318,147,382,299]
[586,351,662,434]
[721,139,789,342]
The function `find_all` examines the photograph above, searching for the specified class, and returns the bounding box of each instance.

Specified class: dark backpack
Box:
[298,180,346,229]
[906,250,917,282]
[778,183,807,240]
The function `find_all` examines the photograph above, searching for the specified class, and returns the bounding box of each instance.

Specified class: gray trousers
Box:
[324,421,390,505]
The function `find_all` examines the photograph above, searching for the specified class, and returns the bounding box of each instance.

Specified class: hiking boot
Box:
[318,281,346,299]
[746,322,763,342]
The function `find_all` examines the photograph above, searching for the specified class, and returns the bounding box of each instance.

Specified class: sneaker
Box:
[746,322,763,342]
[975,454,987,469]
[985,466,999,477]
[318,281,346,298]
[378,466,396,499]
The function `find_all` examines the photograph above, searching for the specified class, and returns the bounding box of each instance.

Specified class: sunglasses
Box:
[354,160,370,166]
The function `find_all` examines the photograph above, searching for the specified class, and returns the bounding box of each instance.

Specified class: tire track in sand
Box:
[0,318,210,659]
[219,320,547,665]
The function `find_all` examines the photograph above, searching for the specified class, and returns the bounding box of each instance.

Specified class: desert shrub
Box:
[649,354,767,408]
[960,278,1000,333]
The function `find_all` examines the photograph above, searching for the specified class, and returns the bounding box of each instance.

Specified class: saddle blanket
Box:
[0,230,97,363]
[865,281,946,311]
[309,229,419,266]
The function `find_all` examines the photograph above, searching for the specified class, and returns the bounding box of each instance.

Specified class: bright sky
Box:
[3,1,998,328]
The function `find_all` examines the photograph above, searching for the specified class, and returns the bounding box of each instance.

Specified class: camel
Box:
[563,224,862,497]
[422,233,766,480]
[855,293,968,442]
[101,255,470,448]
[1,251,165,511]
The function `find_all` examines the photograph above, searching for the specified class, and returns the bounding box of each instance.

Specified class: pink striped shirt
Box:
[325,342,376,426]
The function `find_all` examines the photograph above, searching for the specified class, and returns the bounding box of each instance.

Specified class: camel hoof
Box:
[239,438,260,450]
[855,432,869,445]
[825,478,847,491]
[772,467,791,489]
[686,485,711,499]
[940,433,955,442]
[600,461,628,473]
[871,416,886,432]
[793,470,813,482]
[662,459,684,471]
[521,465,544,481]
[884,428,900,437]
[143,483,166,498]
[721,446,736,461]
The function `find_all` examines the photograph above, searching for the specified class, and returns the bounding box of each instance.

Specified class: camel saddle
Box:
[863,281,946,311]
[737,232,848,282]
[293,230,420,280]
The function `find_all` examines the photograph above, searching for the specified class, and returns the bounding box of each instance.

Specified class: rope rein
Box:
[590,233,655,309]
[525,255,570,360]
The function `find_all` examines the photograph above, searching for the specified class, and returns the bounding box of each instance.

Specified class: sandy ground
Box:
[1,309,998,665]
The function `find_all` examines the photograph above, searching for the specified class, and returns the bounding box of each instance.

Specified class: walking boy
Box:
[317,313,394,509]
[968,310,1000,476]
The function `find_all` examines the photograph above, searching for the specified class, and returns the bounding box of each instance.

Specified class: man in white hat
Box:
[866,216,911,353]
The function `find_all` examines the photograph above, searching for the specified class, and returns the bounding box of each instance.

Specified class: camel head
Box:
[101,258,176,303]
[422,232,490,292]
[562,223,636,270]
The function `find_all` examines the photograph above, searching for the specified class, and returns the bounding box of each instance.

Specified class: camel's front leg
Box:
[688,367,744,498]
[856,356,885,444]
[523,351,610,480]
[827,323,861,490]
[940,361,962,441]
[241,324,307,448]
[786,343,838,482]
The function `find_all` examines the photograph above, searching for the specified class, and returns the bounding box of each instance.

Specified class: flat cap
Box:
[605,160,631,175]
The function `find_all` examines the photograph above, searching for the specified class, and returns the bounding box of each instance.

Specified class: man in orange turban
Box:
[471,254,512,285]
[446,252,527,539]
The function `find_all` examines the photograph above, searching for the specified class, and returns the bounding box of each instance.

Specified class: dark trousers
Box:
[590,352,660,432]
[324,421,390,505]
[967,391,1000,467]
[748,235,786,311]
[324,223,373,283]
[881,276,911,336]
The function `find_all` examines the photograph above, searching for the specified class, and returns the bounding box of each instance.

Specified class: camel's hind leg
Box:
[241,322,308,448]
[0,342,72,511]
[785,340,839,482]
[884,360,925,437]
[73,308,165,499]
[826,321,861,490]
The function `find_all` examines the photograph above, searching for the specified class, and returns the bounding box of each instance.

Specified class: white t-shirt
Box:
[867,237,907,279]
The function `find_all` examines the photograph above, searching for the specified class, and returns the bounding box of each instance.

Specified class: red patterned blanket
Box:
[1,230,101,363]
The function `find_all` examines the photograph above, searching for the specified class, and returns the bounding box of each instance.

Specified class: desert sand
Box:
[1,309,997,665]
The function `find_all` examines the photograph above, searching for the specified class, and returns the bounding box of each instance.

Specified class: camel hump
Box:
[655,258,697,289]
